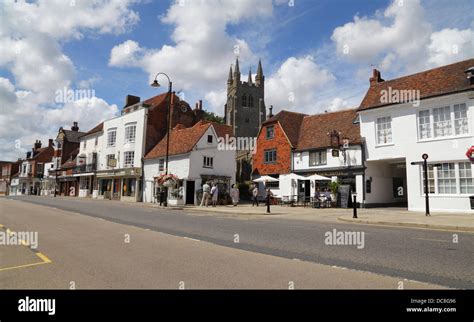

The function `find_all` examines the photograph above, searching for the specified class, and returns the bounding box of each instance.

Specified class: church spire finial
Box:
[234,58,240,75]
[248,68,252,84]
[256,58,264,86]
[227,65,233,84]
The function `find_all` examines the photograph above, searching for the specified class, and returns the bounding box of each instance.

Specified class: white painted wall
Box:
[359,92,474,212]
[293,147,363,171]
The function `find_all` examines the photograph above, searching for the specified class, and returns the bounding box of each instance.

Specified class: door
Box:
[186,181,195,204]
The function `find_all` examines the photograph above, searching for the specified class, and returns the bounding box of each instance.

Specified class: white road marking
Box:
[184,237,200,242]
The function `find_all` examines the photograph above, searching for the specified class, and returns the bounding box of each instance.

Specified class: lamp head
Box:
[150,79,160,88]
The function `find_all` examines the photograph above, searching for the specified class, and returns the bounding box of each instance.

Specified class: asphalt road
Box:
[4,196,474,288]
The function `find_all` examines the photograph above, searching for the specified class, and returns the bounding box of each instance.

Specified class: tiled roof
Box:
[359,58,474,111]
[143,92,181,108]
[63,129,86,143]
[144,121,233,159]
[295,108,361,151]
[82,122,103,137]
[263,110,307,147]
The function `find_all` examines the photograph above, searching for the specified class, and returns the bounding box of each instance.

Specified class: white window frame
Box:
[124,123,137,144]
[420,162,474,196]
[309,150,327,166]
[375,116,393,146]
[203,156,214,168]
[417,109,431,140]
[124,151,134,168]
[107,128,117,147]
[417,103,470,142]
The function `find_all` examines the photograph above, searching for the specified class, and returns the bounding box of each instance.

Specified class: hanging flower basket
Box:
[155,173,179,188]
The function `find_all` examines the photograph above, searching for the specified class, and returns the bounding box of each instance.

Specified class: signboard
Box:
[107,158,117,167]
[337,185,351,208]
[332,149,339,157]
[392,177,404,198]
[342,138,349,149]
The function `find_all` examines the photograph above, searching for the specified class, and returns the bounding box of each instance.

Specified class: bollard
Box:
[353,195,357,218]
[266,193,271,214]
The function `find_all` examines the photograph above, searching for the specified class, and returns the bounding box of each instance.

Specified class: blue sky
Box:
[0,0,473,160]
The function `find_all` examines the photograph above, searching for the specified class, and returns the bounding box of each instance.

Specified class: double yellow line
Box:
[0,224,52,272]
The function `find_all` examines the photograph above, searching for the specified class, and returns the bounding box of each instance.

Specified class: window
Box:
[207,135,213,143]
[83,140,87,149]
[264,149,277,163]
[433,106,452,137]
[124,123,136,143]
[203,156,213,168]
[459,162,474,194]
[437,163,456,194]
[122,178,136,197]
[266,125,275,139]
[248,95,254,107]
[454,103,468,135]
[22,165,26,174]
[376,116,392,145]
[417,110,431,140]
[107,129,117,147]
[245,118,249,123]
[124,151,134,167]
[159,159,165,172]
[421,164,435,194]
[309,151,327,166]
[242,95,247,107]
[95,136,98,146]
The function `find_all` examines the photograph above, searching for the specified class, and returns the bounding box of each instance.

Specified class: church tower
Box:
[224,59,266,139]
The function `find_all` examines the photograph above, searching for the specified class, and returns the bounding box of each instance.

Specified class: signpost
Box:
[411,154,441,216]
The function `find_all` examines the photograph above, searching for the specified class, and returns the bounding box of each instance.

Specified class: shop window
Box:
[459,162,474,194]
[437,163,456,194]
[123,178,136,197]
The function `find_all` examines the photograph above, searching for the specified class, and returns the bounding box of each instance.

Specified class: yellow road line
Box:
[0,261,49,272]
[413,237,450,243]
[35,252,52,263]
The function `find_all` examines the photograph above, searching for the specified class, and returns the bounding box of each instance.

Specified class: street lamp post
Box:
[151,72,172,207]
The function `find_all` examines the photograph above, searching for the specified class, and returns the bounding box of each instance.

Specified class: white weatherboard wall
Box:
[143,125,236,204]
[360,92,474,212]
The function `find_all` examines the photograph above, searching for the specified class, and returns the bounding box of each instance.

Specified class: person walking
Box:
[230,184,239,206]
[211,183,219,207]
[200,181,211,207]
[252,184,259,207]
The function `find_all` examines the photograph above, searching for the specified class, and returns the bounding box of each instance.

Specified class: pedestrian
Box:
[200,181,211,207]
[252,184,259,207]
[211,183,218,207]
[230,184,239,206]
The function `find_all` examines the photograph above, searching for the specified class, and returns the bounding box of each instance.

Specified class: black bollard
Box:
[353,194,357,218]
[266,193,271,214]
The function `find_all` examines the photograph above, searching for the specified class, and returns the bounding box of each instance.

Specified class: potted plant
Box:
[329,180,340,206]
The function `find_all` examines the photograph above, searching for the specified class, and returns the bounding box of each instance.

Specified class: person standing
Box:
[211,183,219,207]
[230,184,239,206]
[200,181,211,207]
[252,184,259,207]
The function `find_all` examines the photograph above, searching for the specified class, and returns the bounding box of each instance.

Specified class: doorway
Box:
[186,181,195,204]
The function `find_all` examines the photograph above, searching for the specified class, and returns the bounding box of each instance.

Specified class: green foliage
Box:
[203,110,224,123]
[329,180,340,195]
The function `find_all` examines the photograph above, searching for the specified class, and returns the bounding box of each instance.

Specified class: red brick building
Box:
[253,110,307,177]
[18,139,54,195]
[0,160,20,195]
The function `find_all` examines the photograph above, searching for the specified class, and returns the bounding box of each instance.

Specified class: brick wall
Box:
[253,121,292,175]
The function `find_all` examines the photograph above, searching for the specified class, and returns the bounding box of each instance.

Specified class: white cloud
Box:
[109,0,273,112]
[265,55,335,114]
[428,28,474,66]
[0,1,138,160]
[331,0,473,74]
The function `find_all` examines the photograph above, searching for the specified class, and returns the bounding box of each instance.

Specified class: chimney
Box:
[124,95,140,108]
[199,100,202,110]
[465,67,474,85]
[34,140,42,150]
[268,105,274,118]
[71,122,79,131]
[369,69,384,85]
[48,139,54,147]
[26,151,31,159]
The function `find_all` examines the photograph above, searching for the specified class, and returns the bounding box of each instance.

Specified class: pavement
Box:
[181,204,474,232]
[3,196,474,289]
[0,197,444,289]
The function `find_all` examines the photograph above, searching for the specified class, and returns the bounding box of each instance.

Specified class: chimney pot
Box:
[71,122,79,131]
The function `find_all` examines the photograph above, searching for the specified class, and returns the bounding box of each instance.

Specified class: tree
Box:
[203,111,224,124]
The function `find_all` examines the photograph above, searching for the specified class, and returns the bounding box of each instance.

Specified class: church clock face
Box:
[180,104,187,112]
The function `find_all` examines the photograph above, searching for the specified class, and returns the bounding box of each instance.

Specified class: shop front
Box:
[96,167,142,202]
[58,176,79,196]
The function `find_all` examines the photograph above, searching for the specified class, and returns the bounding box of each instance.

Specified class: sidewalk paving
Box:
[183,203,474,232]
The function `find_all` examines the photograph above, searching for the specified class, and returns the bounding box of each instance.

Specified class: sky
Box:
[0,0,473,160]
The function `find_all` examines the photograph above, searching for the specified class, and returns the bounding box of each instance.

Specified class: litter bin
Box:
[470,196,474,209]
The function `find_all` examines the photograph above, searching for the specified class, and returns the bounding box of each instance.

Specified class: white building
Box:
[358,59,474,212]
[291,109,364,201]
[76,123,103,198]
[143,121,236,205]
